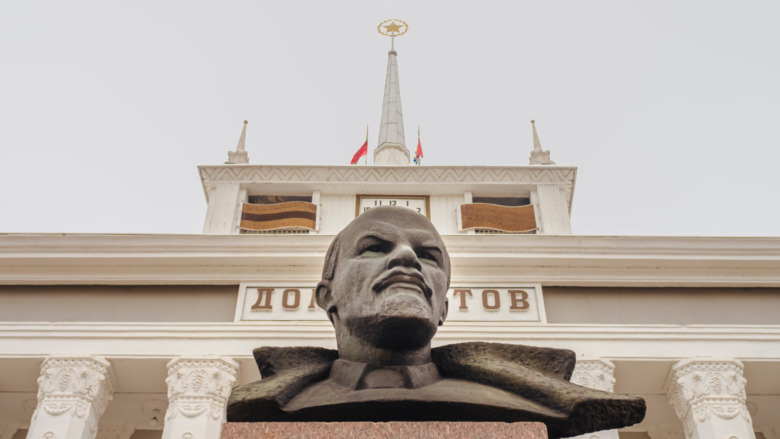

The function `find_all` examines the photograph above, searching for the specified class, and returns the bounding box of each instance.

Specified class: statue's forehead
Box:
[343,218,441,245]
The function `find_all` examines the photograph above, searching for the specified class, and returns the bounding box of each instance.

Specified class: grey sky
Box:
[1,1,778,236]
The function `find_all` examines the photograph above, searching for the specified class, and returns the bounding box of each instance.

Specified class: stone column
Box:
[94,424,135,439]
[0,423,19,439]
[647,425,686,439]
[535,183,572,234]
[565,358,619,439]
[666,359,756,439]
[202,183,244,234]
[761,426,780,439]
[27,356,115,439]
[162,357,239,439]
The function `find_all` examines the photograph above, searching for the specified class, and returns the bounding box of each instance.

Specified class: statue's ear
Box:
[315,281,335,323]
[438,298,448,326]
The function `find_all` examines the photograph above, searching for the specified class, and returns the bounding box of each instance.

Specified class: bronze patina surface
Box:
[227,206,645,438]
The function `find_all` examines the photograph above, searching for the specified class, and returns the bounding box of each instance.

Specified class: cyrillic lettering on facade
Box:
[238,284,545,322]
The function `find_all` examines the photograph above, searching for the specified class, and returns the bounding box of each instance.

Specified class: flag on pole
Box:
[413,126,423,165]
[351,126,368,165]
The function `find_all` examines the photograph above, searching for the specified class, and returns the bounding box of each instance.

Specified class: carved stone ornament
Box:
[666,359,753,437]
[529,149,555,165]
[198,165,576,207]
[33,356,115,434]
[570,358,616,393]
[165,357,238,422]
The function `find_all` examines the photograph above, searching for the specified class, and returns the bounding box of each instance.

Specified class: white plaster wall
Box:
[543,287,780,325]
[318,194,357,235]
[4,285,779,325]
[429,195,463,235]
[202,183,243,234]
[536,183,573,234]
[0,286,238,322]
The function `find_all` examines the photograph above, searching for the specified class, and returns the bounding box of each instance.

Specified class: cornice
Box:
[1,234,780,286]
[3,233,778,256]
[198,164,578,205]
[198,164,577,185]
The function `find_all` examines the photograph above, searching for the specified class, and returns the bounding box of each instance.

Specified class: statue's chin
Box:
[345,294,437,350]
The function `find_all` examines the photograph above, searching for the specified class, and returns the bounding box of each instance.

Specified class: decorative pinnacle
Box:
[531,120,541,151]
[226,120,250,164]
[529,119,555,165]
[377,19,408,52]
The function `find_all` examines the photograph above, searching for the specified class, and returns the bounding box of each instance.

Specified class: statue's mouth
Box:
[372,269,432,299]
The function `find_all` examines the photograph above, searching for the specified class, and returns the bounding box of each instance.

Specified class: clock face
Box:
[357,195,429,217]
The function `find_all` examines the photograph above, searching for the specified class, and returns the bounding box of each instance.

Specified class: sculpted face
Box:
[317,207,450,351]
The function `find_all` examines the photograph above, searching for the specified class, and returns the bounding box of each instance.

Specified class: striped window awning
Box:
[459,203,537,233]
[240,201,318,232]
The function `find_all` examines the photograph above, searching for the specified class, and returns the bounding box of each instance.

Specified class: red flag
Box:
[351,127,368,165]
[413,127,423,165]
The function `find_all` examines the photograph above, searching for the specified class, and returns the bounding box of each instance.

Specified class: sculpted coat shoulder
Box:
[227,207,646,437]
[228,342,645,438]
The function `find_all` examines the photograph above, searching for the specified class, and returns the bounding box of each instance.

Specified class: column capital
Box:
[29,356,115,439]
[666,358,754,439]
[163,356,239,439]
[570,358,616,392]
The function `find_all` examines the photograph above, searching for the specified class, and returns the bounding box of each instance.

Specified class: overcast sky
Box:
[1,1,778,236]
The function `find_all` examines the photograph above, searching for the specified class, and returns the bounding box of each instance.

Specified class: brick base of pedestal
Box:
[221,422,548,439]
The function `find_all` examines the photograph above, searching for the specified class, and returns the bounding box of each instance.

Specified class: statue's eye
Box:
[416,249,439,265]
[360,240,391,255]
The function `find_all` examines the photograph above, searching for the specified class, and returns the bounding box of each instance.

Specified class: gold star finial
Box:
[377,19,409,51]
[377,19,409,37]
[383,22,403,33]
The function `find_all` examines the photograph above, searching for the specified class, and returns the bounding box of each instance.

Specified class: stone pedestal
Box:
[221,422,547,439]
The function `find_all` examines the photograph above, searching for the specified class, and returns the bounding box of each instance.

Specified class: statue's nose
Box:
[387,244,422,271]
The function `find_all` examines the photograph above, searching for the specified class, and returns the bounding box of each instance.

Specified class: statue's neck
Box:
[334,324,432,366]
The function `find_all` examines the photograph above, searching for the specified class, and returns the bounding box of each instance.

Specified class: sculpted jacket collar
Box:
[227,342,645,438]
[329,359,441,390]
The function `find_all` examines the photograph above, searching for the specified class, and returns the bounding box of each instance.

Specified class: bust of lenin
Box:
[227,206,645,437]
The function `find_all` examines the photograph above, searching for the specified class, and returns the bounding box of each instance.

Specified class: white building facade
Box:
[1,26,779,439]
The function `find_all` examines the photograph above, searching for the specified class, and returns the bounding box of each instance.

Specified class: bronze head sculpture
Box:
[316,205,450,366]
[228,207,645,438]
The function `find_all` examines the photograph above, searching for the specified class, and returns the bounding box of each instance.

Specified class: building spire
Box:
[374,19,410,165]
[528,120,555,165]
[226,120,249,164]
